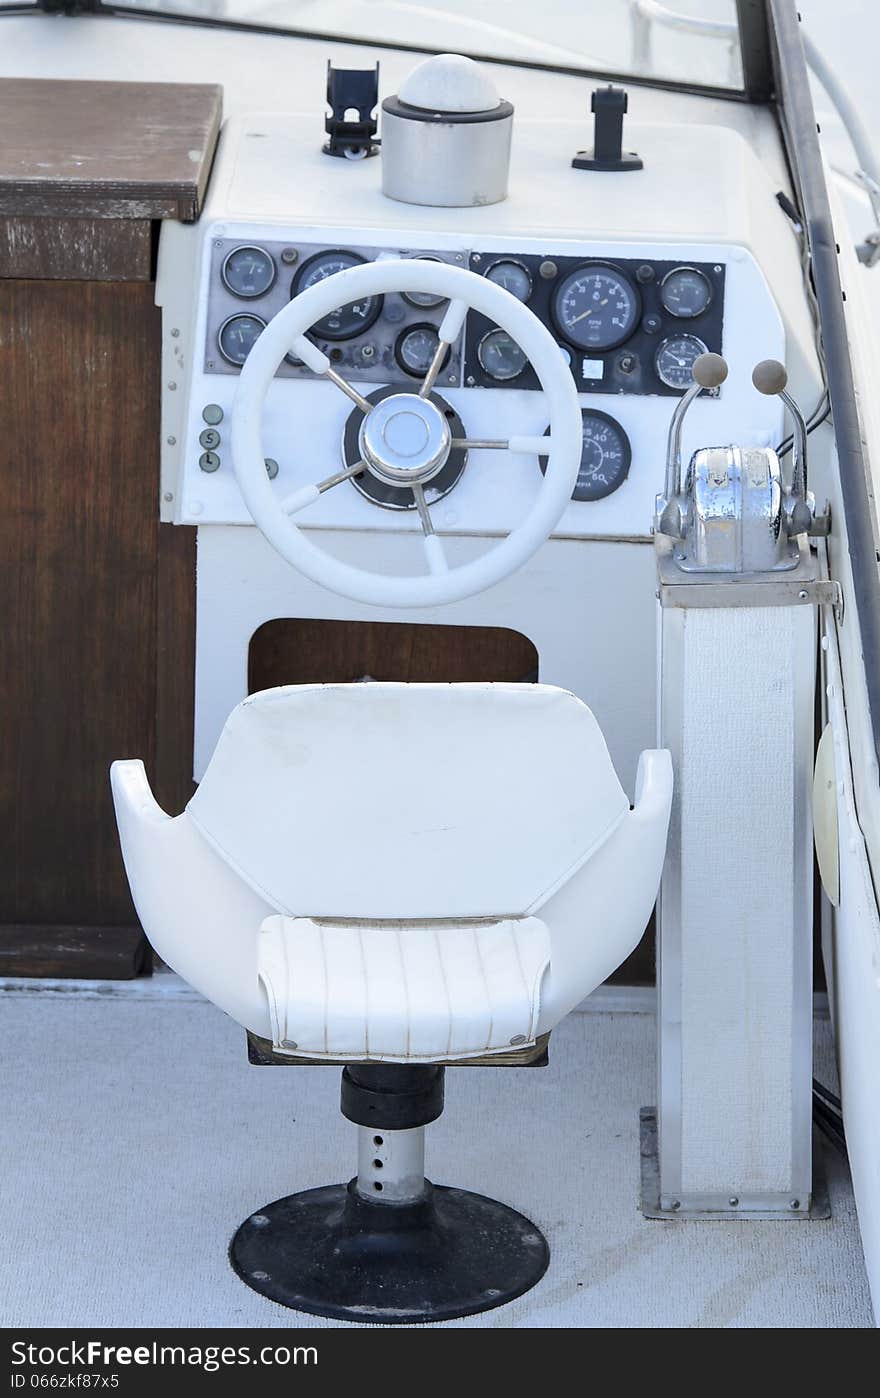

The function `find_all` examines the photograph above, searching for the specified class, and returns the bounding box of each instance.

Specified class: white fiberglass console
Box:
[159,111,786,542]
[156,107,793,780]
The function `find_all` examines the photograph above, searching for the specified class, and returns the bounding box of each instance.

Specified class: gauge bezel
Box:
[477,326,528,382]
[550,262,642,353]
[292,249,383,340]
[659,265,713,320]
[220,244,277,300]
[539,408,632,502]
[217,312,268,367]
[401,256,448,309]
[394,322,450,378]
[485,259,534,304]
[654,333,710,390]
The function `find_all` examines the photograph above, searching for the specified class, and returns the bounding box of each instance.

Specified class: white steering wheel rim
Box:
[231,259,582,608]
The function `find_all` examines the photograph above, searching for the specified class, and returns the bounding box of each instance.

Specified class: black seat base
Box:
[229,1178,549,1324]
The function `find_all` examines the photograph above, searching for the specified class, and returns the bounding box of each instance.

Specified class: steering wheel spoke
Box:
[289,334,374,414]
[281,459,367,515]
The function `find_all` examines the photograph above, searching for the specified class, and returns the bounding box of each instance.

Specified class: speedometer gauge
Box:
[551,264,640,351]
[539,410,631,501]
[292,250,383,340]
[655,334,709,389]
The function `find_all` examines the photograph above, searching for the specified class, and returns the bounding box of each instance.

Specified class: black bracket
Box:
[323,62,380,160]
[572,85,643,173]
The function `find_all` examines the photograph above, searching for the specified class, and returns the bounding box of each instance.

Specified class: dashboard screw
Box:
[728,1197,739,1208]
[473,253,482,263]
[265,458,279,479]
[636,263,655,283]
[539,259,557,280]
[789,1199,801,1210]
[171,328,180,338]
[167,435,176,446]
[466,375,476,386]
[281,247,298,265]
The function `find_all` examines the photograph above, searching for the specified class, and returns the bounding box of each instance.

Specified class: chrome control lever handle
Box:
[656,352,728,538]
[751,359,814,535]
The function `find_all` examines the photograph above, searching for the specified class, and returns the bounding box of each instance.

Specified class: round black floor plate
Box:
[230,1180,549,1324]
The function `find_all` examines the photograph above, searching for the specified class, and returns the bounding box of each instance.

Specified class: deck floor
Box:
[0,982,872,1329]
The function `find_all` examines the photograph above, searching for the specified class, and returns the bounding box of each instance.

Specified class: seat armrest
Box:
[633,749,673,823]
[110,759,171,829]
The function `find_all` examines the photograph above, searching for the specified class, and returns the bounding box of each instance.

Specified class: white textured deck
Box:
[0,984,872,1329]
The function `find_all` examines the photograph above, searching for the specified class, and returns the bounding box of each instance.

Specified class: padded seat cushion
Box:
[257,914,551,1062]
[186,682,629,920]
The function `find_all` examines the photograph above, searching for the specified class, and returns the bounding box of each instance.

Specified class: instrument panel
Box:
[205,239,466,389]
[165,221,784,540]
[204,238,724,403]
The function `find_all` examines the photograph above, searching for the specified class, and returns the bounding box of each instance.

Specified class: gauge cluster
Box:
[205,239,466,388]
[464,253,724,396]
[204,241,723,402]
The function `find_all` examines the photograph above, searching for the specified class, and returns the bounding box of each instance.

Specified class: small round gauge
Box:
[552,264,640,351]
[395,323,449,377]
[477,327,527,381]
[655,333,710,390]
[403,257,447,308]
[217,313,267,366]
[221,244,276,299]
[485,260,533,303]
[660,266,713,319]
[292,250,383,340]
[539,410,632,502]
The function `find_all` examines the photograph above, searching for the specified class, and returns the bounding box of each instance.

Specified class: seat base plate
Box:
[229,1178,549,1323]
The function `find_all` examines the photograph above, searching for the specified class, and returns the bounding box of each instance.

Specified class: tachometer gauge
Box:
[477,327,527,381]
[655,333,709,389]
[485,260,533,302]
[221,245,276,298]
[660,266,713,319]
[395,324,449,377]
[539,410,631,501]
[551,264,640,351]
[218,313,267,366]
[292,251,383,339]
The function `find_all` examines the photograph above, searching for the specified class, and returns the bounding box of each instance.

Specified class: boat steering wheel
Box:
[231,258,583,607]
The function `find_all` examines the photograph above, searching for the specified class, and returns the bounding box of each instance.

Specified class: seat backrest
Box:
[185,682,629,919]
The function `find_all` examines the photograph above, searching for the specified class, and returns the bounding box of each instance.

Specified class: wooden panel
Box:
[0,217,153,282]
[0,78,222,222]
[0,925,148,980]
[249,619,539,691]
[0,279,160,928]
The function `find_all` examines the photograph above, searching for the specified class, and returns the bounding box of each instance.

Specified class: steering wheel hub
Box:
[359,393,452,485]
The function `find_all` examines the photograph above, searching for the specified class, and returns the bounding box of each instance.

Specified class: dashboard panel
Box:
[164,219,785,541]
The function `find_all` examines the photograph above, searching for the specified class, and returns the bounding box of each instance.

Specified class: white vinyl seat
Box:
[111,682,672,1056]
[111,680,672,1322]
